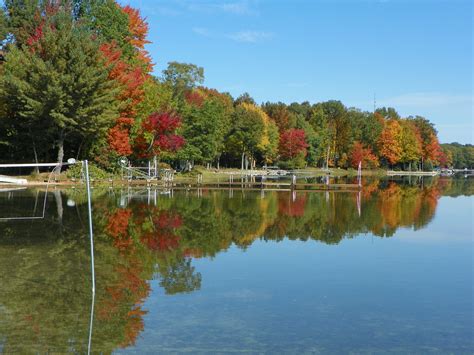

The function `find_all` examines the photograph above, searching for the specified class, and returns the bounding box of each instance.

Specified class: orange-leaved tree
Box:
[349,141,379,169]
[378,119,402,166]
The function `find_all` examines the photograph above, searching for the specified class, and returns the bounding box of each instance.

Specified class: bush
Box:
[423,160,434,171]
[277,152,307,170]
[65,162,111,180]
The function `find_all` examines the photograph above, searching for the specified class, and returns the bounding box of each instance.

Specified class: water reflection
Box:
[0,177,472,352]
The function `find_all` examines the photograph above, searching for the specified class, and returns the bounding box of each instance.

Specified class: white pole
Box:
[358,161,362,187]
[84,160,96,294]
[87,292,95,355]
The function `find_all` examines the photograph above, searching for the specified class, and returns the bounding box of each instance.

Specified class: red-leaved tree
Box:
[279,129,308,160]
[349,141,379,169]
[135,112,185,158]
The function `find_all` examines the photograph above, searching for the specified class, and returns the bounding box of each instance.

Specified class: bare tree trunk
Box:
[32,139,39,174]
[54,131,65,178]
[57,131,65,168]
[326,145,330,170]
[29,127,40,174]
[241,152,245,171]
[76,139,85,160]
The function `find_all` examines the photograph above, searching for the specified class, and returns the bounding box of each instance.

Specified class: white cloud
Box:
[192,27,273,44]
[182,0,258,15]
[192,27,212,37]
[227,30,273,43]
[217,1,255,15]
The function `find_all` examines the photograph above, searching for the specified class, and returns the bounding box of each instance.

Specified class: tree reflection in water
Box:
[0,177,471,352]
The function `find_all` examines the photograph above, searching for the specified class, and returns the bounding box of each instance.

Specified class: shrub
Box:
[65,162,111,180]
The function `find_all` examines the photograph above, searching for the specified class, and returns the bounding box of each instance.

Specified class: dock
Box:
[387,171,438,176]
[0,175,28,185]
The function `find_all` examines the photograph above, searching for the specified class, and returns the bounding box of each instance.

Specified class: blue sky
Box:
[125,1,471,143]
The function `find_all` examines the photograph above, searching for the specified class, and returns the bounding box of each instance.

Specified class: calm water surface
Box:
[0,178,472,353]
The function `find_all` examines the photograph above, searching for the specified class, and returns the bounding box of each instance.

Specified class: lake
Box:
[0,177,472,353]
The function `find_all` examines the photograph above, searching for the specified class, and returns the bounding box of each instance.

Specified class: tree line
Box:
[0,0,470,171]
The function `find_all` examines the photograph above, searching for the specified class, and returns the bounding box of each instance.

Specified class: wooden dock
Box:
[170,181,361,191]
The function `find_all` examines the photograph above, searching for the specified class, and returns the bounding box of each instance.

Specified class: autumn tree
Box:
[378,119,402,166]
[410,116,441,168]
[240,104,280,165]
[95,2,151,158]
[279,129,308,161]
[101,41,147,156]
[424,133,442,166]
[134,111,184,159]
[262,102,295,131]
[349,141,379,169]
[399,120,422,169]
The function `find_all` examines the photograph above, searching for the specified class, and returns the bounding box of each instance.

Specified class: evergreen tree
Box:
[0,7,7,44]
[0,9,119,164]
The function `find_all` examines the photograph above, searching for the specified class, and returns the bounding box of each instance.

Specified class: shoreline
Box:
[0,168,444,188]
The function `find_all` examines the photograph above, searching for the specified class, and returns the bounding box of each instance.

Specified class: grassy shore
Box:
[0,166,388,187]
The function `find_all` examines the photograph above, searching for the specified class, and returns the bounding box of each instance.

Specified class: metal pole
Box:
[84,160,96,294]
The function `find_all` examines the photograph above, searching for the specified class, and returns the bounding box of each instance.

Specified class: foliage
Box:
[0,0,451,171]
[0,8,119,163]
[88,0,134,57]
[440,143,474,168]
[178,88,232,166]
[65,161,111,179]
[399,120,422,166]
[349,141,379,169]
[234,92,256,106]
[135,111,184,159]
[378,119,402,166]
[226,103,265,169]
[263,102,296,131]
[163,61,204,99]
[0,6,7,43]
[279,128,308,160]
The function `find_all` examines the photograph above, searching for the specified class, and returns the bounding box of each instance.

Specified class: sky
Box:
[123,0,472,143]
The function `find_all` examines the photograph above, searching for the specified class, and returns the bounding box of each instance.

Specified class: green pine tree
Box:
[0,9,119,164]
